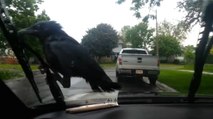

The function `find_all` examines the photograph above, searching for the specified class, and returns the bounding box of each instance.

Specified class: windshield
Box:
[1,0,213,107]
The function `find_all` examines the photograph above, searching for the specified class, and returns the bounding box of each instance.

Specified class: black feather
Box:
[18,21,121,92]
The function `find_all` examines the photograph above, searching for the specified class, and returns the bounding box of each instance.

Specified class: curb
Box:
[156,81,178,92]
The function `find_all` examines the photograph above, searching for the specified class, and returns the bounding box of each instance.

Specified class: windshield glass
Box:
[1,0,213,107]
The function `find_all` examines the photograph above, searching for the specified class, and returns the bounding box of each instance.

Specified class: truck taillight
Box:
[118,56,122,65]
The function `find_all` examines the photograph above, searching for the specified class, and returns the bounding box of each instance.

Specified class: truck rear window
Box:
[122,50,147,54]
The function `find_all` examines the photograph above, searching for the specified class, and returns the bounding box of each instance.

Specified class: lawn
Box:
[159,63,213,94]
[0,63,113,80]
[160,63,213,72]
[100,63,116,69]
[183,64,213,72]
[0,64,39,80]
[0,70,23,80]
[0,64,38,71]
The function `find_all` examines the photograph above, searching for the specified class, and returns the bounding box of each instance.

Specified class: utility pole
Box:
[156,9,159,56]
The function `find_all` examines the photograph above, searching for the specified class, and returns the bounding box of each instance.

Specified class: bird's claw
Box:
[38,65,47,74]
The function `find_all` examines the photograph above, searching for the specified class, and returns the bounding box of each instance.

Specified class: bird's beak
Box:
[18,27,37,36]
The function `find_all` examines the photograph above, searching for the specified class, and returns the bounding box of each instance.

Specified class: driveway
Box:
[4,67,177,106]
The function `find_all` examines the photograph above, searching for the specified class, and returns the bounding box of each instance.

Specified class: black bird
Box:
[18,21,121,92]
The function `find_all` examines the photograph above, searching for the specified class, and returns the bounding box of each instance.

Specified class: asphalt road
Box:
[4,68,168,106]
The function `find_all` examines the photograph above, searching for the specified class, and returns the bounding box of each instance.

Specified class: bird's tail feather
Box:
[89,75,121,92]
[100,81,121,92]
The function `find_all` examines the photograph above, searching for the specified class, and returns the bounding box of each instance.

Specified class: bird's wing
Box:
[47,36,121,92]
[47,36,104,75]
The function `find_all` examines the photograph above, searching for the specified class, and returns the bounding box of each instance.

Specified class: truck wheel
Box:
[148,76,158,86]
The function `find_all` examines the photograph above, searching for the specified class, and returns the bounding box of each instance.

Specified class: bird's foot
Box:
[38,65,48,74]
[61,78,71,88]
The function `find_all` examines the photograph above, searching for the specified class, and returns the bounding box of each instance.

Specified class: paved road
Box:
[4,67,174,106]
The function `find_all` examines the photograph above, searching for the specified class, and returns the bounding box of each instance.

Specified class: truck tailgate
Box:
[120,54,159,70]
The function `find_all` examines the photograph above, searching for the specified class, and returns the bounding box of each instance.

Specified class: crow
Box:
[18,21,121,92]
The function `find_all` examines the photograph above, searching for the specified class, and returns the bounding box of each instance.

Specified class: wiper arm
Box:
[0,0,65,104]
[0,0,42,102]
[188,1,213,102]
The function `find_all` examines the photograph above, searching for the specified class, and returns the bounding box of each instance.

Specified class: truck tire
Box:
[148,76,158,86]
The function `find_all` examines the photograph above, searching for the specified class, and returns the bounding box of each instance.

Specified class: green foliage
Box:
[0,70,23,80]
[158,20,187,41]
[153,35,182,58]
[81,23,118,58]
[117,0,211,31]
[177,0,203,30]
[122,22,154,49]
[0,32,8,55]
[117,0,163,18]
[117,0,162,20]
[0,0,50,56]
[120,25,131,42]
[183,45,195,64]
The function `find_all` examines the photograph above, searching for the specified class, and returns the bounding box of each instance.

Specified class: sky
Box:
[39,0,200,46]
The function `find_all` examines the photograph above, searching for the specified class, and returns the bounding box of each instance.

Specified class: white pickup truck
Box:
[116,48,160,85]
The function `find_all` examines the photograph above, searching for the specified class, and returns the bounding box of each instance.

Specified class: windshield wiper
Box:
[188,1,213,102]
[0,0,42,102]
[0,0,65,104]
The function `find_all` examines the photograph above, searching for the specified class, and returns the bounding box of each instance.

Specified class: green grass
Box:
[160,63,213,72]
[183,64,213,72]
[159,69,213,94]
[0,64,38,71]
[160,63,184,69]
[0,64,39,80]
[0,70,23,80]
[0,63,115,80]
[100,63,116,69]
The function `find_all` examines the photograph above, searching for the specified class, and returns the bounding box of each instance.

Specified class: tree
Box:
[122,22,154,49]
[172,0,212,30]
[117,0,212,30]
[0,0,50,56]
[120,25,131,42]
[117,0,162,20]
[152,35,182,59]
[183,45,195,64]
[177,0,204,30]
[158,20,187,41]
[81,23,118,60]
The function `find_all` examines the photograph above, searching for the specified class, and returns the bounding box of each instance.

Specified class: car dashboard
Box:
[34,103,213,119]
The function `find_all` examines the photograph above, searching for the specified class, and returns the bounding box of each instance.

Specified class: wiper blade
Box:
[0,0,41,102]
[188,1,213,102]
